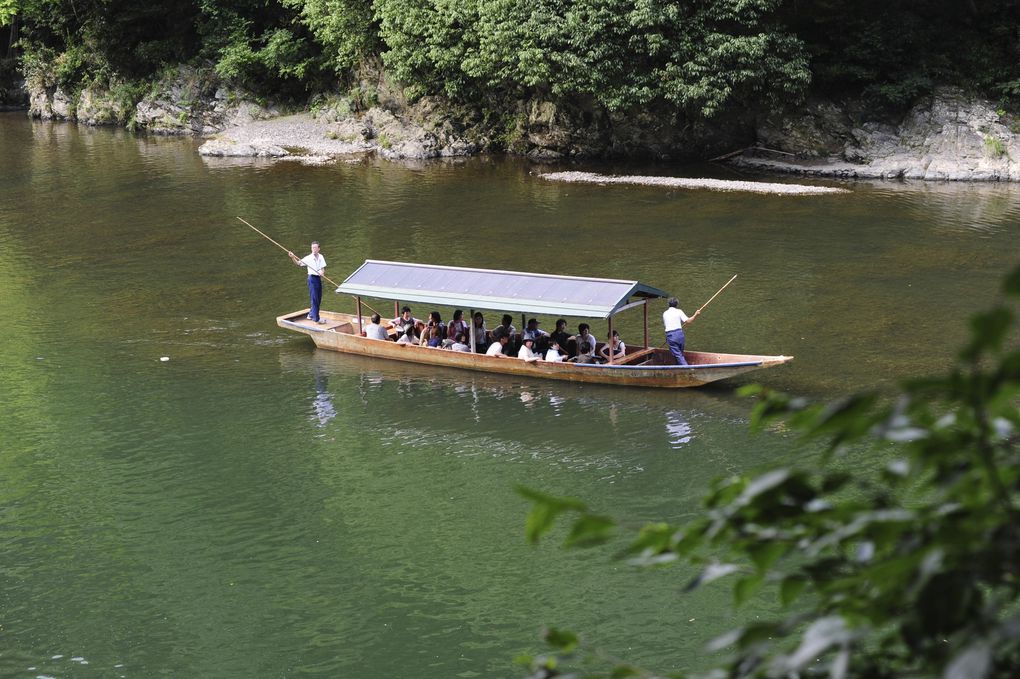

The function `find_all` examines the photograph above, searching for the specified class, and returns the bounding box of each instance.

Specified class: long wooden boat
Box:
[276,260,791,388]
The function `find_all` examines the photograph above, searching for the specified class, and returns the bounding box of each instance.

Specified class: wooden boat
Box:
[276,260,792,388]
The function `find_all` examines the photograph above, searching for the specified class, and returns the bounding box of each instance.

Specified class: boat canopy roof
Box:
[335,260,670,319]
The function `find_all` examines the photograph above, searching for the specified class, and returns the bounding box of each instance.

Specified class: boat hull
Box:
[276,310,792,388]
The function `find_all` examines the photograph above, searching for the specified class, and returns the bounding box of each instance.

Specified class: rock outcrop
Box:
[27,65,277,134]
[735,89,1020,181]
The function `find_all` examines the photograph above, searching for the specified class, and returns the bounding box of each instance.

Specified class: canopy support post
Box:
[394,301,399,319]
[356,297,364,336]
[608,315,614,364]
[469,309,476,353]
[643,299,649,349]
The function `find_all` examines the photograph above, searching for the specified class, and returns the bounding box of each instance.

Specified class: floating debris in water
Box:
[160,356,170,362]
[541,171,850,195]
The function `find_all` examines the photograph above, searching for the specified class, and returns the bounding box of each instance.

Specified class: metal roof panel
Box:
[335,260,669,318]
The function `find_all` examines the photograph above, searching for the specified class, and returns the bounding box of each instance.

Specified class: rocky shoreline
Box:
[732,89,1020,181]
[15,63,1020,181]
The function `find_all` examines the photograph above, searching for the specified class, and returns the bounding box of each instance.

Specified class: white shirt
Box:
[364,323,389,340]
[396,334,417,345]
[518,345,542,362]
[451,342,471,352]
[523,327,548,340]
[486,342,506,356]
[545,348,564,362]
[300,253,326,276]
[663,307,690,332]
[576,334,596,356]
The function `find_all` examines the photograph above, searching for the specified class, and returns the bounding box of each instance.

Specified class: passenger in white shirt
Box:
[449,333,471,352]
[662,297,699,365]
[363,313,390,340]
[485,334,510,357]
[545,342,565,362]
[518,337,542,362]
[395,326,418,345]
[573,323,596,359]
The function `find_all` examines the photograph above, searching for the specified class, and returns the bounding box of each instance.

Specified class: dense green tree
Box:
[521,265,1020,677]
[375,0,809,117]
[290,0,377,74]
[781,0,1020,108]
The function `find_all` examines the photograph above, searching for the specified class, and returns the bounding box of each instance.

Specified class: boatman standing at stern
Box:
[663,297,699,366]
[287,241,327,323]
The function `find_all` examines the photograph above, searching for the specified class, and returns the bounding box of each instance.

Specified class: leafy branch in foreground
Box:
[519,264,1020,679]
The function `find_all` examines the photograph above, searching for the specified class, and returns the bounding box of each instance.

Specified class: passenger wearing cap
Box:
[523,318,549,353]
[518,336,543,362]
[545,341,565,362]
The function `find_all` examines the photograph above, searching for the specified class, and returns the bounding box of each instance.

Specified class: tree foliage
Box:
[375,0,808,116]
[520,265,1020,678]
[9,0,1020,114]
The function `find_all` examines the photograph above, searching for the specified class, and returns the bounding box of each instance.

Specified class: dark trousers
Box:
[666,328,688,365]
[308,275,323,321]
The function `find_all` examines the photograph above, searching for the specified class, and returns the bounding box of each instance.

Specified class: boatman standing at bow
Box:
[287,241,327,323]
[663,297,699,366]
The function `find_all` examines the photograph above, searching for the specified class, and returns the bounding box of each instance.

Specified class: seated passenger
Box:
[391,306,421,333]
[549,319,571,356]
[494,314,517,340]
[568,341,596,364]
[419,323,443,347]
[363,313,390,340]
[518,337,542,362]
[395,325,418,345]
[523,318,550,353]
[573,324,596,360]
[598,330,626,362]
[427,311,447,342]
[448,309,469,341]
[472,312,489,353]
[449,333,471,352]
[545,341,565,362]
[485,333,510,357]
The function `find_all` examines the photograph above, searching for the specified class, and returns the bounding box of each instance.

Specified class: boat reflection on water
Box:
[278,346,756,472]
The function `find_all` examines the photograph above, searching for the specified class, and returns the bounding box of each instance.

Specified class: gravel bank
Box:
[199,112,371,159]
[540,171,850,195]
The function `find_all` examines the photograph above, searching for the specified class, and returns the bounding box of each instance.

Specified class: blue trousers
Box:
[307,275,323,321]
[666,328,688,365]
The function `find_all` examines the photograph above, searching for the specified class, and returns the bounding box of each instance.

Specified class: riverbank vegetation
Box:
[4,1,1020,122]
[520,264,1020,677]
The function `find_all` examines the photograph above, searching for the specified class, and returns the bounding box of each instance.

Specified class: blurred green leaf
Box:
[780,575,809,608]
[542,627,579,653]
[1004,264,1020,296]
[734,573,764,606]
[518,487,588,545]
[565,514,616,548]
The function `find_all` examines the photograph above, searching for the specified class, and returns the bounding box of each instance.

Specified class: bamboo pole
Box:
[236,216,341,288]
[694,275,738,316]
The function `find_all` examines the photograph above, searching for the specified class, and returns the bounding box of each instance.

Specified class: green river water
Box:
[2,113,1019,677]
